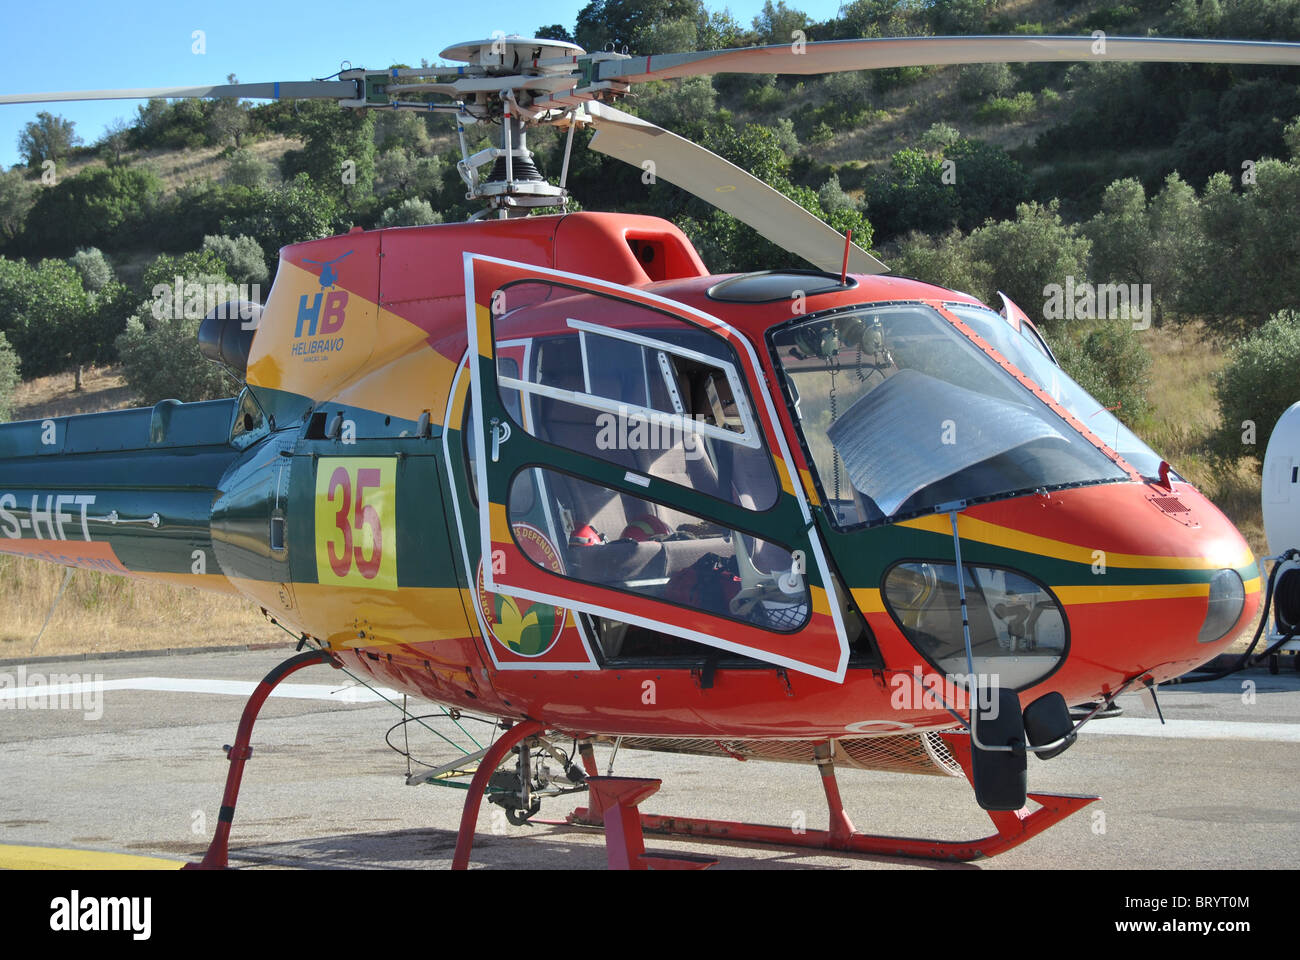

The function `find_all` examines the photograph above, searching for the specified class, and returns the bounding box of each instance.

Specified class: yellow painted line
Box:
[0,844,182,871]
[476,304,493,358]
[810,585,830,617]
[774,456,796,499]
[857,582,1211,613]
[489,502,510,541]
[852,588,886,614]
[798,468,822,507]
[1053,583,1210,605]
[897,513,1253,571]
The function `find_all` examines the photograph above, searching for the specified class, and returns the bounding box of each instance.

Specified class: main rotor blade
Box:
[0,80,358,105]
[584,101,887,275]
[596,35,1300,84]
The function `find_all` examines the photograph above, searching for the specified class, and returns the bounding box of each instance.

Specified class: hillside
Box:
[3,0,1296,654]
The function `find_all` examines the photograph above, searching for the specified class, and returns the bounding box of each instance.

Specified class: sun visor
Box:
[826,369,1066,517]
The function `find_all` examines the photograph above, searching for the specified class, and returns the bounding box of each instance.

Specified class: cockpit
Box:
[769,302,1160,528]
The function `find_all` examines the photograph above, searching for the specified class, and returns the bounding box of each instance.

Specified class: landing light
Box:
[1198,569,1245,644]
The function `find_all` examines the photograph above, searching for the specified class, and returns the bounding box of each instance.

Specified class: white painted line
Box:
[0,677,401,704]
[1082,718,1300,742]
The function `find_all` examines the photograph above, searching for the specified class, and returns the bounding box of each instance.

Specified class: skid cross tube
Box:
[185,648,335,870]
[564,732,1096,863]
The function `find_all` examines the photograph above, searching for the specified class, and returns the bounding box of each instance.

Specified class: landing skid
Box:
[185,648,336,870]
[184,658,1094,869]
[549,733,1097,867]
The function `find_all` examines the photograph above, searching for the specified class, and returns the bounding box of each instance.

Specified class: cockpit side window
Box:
[494,308,780,518]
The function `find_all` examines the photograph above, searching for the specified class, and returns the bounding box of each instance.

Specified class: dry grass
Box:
[3,367,278,656]
[10,365,137,421]
[0,556,284,658]
[1137,322,1266,562]
[1134,322,1267,652]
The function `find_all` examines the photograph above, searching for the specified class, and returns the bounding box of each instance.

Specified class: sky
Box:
[0,0,849,170]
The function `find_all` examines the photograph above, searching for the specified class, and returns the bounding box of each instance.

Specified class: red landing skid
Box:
[542,735,1097,868]
[182,648,1094,869]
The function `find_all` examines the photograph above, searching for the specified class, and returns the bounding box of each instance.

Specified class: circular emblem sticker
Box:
[476,523,567,658]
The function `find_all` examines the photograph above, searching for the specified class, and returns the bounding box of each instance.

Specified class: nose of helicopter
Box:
[1012,479,1260,696]
[876,479,1262,704]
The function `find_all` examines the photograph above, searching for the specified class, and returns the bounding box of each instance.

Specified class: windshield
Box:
[770,304,1128,528]
[945,304,1164,479]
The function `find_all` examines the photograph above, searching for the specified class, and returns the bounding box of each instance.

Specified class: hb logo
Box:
[296,291,348,337]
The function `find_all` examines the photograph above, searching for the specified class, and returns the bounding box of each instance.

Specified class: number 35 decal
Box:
[314,458,398,590]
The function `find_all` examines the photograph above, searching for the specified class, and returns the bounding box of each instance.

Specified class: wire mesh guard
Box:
[613,731,963,778]
[761,600,810,631]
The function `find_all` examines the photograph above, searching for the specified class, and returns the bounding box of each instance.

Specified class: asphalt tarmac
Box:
[1,646,1296,870]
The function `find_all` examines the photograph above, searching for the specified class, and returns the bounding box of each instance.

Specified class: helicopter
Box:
[0,31,1293,870]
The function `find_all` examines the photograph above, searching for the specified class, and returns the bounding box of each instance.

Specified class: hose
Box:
[1168,549,1298,684]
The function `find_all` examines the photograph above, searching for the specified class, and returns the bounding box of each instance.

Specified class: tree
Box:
[373,110,429,154]
[69,247,114,293]
[890,228,991,298]
[378,198,442,227]
[224,148,272,189]
[575,0,705,53]
[17,112,81,167]
[209,93,250,148]
[97,118,131,165]
[943,138,1030,231]
[968,200,1092,325]
[867,148,957,239]
[202,234,269,285]
[220,173,338,266]
[535,24,575,42]
[115,253,238,404]
[1086,178,1150,293]
[279,101,376,208]
[1052,322,1152,423]
[0,257,101,379]
[0,332,18,422]
[116,301,231,405]
[1213,310,1300,465]
[0,168,35,242]
[753,1,810,44]
[19,165,162,255]
[1145,173,1202,326]
[375,147,445,199]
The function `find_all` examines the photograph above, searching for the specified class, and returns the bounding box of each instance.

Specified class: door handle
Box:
[490,418,512,463]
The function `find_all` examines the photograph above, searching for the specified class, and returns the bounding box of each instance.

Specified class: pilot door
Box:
[465,254,850,682]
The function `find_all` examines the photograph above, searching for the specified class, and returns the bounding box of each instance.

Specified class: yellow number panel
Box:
[314,457,398,590]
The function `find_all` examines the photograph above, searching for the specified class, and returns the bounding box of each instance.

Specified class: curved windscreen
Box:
[771,305,1128,527]
[945,303,1164,479]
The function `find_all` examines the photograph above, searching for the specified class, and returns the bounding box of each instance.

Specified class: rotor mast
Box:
[371,35,631,219]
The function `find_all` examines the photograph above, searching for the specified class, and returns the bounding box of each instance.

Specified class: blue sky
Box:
[0,0,848,170]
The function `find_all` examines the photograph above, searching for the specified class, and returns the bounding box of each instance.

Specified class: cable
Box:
[1168,549,1298,684]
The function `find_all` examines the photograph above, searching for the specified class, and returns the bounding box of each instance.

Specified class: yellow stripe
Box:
[852,588,886,614]
[774,457,796,498]
[859,582,1213,613]
[1243,576,1261,594]
[476,304,493,358]
[489,501,510,541]
[0,844,182,870]
[1053,583,1210,605]
[799,468,822,507]
[810,585,830,616]
[897,513,1253,571]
